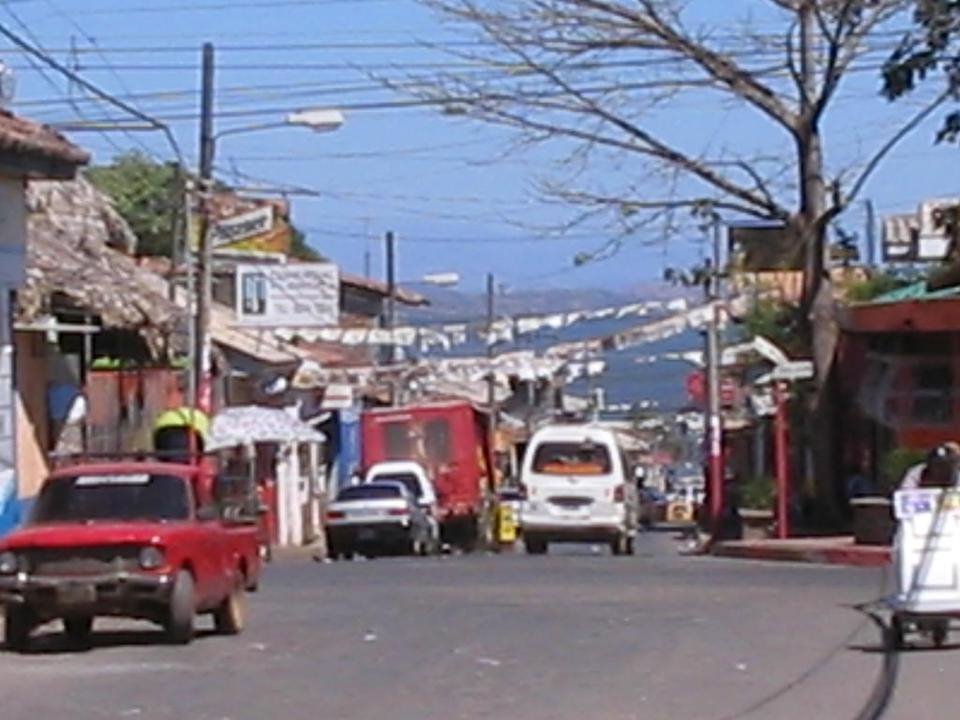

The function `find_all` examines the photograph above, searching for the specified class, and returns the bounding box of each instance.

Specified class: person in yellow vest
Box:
[153,407,210,465]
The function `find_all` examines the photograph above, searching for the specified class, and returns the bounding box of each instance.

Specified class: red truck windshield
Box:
[30,473,191,524]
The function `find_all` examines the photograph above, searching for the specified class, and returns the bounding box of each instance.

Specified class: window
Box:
[336,484,402,501]
[912,363,953,424]
[384,422,411,460]
[370,472,422,499]
[424,419,452,464]
[241,272,267,316]
[31,474,191,523]
[532,441,612,475]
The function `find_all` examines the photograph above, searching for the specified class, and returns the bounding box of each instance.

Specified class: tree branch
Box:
[843,88,952,210]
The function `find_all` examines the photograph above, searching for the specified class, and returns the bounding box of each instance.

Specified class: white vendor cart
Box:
[888,487,960,648]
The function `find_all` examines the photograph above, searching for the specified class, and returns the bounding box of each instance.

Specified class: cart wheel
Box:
[932,621,949,648]
[887,616,906,651]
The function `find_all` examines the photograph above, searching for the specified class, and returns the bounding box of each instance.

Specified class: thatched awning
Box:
[16,177,183,352]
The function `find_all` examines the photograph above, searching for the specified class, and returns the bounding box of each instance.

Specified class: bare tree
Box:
[408,0,949,513]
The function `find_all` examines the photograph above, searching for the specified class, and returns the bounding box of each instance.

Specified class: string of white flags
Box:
[271,296,693,351]
[543,300,729,360]
[288,350,606,391]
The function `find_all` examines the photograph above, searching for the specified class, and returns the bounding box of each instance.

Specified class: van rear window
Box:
[532,442,611,475]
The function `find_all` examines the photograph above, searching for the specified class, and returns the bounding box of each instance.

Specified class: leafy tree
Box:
[884,0,960,142]
[86,151,181,257]
[88,152,325,262]
[290,226,328,262]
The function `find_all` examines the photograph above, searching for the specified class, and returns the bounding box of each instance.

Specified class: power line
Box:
[56,0,402,16]
[0,17,184,162]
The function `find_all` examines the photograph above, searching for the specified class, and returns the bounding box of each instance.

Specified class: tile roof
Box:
[340,272,428,306]
[0,110,89,166]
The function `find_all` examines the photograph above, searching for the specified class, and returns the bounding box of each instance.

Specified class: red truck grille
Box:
[23,546,141,576]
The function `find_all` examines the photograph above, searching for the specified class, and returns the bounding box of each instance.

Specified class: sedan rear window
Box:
[337,485,403,501]
[532,442,612,475]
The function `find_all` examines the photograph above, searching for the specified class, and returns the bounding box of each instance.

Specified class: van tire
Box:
[525,536,547,555]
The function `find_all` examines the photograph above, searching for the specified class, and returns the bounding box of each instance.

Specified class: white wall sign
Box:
[236,262,340,327]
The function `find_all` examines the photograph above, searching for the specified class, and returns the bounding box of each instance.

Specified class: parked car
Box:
[0,461,261,652]
[638,487,668,527]
[325,482,439,558]
[364,461,441,549]
[520,424,638,555]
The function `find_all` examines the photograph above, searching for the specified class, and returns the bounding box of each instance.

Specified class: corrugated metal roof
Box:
[869,281,960,304]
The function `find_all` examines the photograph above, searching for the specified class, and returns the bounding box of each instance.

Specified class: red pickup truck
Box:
[0,460,261,652]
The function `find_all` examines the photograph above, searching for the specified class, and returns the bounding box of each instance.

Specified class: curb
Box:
[711,542,891,568]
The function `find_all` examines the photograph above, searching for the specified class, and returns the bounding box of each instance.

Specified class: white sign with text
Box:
[236,262,340,327]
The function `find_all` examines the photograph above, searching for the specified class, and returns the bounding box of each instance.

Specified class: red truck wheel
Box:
[4,606,32,652]
[165,570,195,645]
[214,585,247,635]
[63,616,93,647]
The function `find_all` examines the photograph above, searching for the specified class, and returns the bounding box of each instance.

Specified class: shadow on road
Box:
[849,639,960,654]
[3,625,217,655]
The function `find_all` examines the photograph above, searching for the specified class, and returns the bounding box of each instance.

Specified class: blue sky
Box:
[4,0,957,295]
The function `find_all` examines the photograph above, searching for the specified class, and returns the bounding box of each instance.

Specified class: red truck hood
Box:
[0,522,187,550]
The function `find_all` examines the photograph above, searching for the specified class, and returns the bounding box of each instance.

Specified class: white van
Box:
[520,424,638,555]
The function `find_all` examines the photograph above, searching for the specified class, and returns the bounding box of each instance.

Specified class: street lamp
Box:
[403,272,461,288]
[193,39,345,412]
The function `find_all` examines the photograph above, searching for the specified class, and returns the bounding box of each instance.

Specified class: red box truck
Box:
[361,401,493,550]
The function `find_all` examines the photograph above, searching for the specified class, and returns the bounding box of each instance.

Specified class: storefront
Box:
[0,114,87,535]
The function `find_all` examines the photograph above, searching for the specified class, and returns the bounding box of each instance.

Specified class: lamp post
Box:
[193,41,344,411]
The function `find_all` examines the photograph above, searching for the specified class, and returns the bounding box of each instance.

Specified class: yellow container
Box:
[497,505,517,543]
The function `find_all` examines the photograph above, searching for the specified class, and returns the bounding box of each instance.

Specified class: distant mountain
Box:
[402,284,691,324]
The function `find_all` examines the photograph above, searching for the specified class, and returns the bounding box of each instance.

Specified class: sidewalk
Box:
[711,535,891,567]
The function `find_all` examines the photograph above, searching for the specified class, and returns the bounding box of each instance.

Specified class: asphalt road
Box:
[0,532,954,720]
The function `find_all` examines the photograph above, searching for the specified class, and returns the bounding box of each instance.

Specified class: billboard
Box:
[882,199,960,263]
[235,262,340,327]
[191,193,293,255]
[728,223,802,272]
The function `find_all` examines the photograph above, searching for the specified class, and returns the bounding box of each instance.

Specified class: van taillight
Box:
[387,508,409,517]
[326,510,345,520]
[613,485,625,503]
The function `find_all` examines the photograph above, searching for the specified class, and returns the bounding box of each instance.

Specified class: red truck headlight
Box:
[0,551,17,575]
[139,546,166,570]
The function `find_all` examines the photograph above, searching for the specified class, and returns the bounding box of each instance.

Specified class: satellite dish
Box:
[0,62,16,107]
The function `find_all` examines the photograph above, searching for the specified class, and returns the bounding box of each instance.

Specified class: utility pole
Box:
[383,230,398,404]
[384,230,396,362]
[193,41,215,412]
[774,382,790,539]
[486,272,499,489]
[705,214,724,534]
[865,199,877,268]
